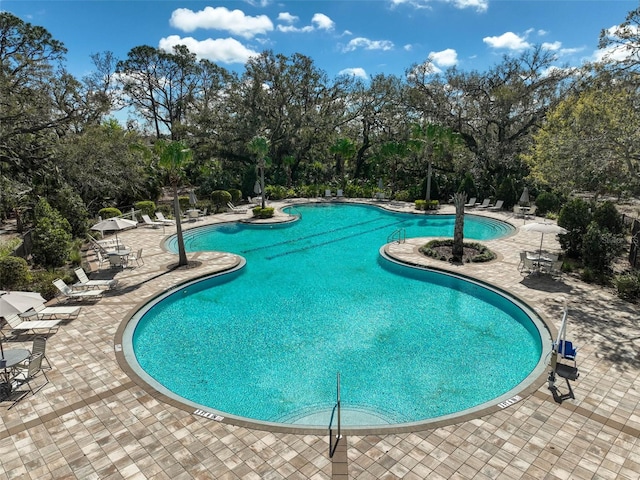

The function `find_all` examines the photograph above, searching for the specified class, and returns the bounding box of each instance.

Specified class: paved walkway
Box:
[1,200,639,479]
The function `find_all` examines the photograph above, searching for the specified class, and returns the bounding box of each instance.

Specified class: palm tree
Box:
[452,192,467,262]
[156,139,192,267]
[247,136,269,209]
[410,123,460,202]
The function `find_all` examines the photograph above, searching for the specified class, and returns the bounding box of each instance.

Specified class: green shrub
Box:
[593,201,625,234]
[395,190,412,202]
[0,256,32,289]
[98,207,122,219]
[581,222,625,274]
[265,185,294,200]
[134,201,156,220]
[0,238,22,258]
[228,189,242,203]
[211,190,232,213]
[535,191,561,216]
[296,185,320,198]
[615,273,640,301]
[178,196,191,212]
[32,198,72,269]
[252,206,275,218]
[415,200,426,210]
[558,198,592,258]
[30,270,62,300]
[426,200,439,210]
[156,203,173,218]
[457,173,476,197]
[50,185,89,237]
[495,177,518,209]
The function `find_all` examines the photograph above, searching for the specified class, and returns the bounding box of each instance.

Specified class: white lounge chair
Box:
[227,202,248,213]
[488,200,504,211]
[73,267,117,290]
[336,189,344,198]
[20,303,81,321]
[53,279,103,302]
[464,197,477,208]
[477,199,491,208]
[141,214,163,229]
[3,313,62,336]
[155,212,175,225]
[325,189,332,198]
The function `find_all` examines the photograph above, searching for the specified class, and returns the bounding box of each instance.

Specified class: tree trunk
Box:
[452,192,467,261]
[173,185,188,267]
[425,161,432,201]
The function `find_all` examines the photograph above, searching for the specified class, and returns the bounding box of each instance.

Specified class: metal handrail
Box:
[288,206,302,219]
[328,372,341,458]
[387,228,406,244]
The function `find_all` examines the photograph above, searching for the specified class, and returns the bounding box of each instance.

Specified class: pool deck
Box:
[1,199,639,479]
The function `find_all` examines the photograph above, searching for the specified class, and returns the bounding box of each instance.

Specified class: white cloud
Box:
[429,48,458,67]
[542,41,562,51]
[338,67,368,79]
[404,44,413,51]
[158,35,258,64]
[389,0,487,13]
[277,24,314,33]
[343,37,394,52]
[592,23,640,64]
[312,13,335,30]
[538,29,548,36]
[278,12,298,23]
[483,32,531,50]
[276,13,335,34]
[449,0,488,13]
[169,7,273,39]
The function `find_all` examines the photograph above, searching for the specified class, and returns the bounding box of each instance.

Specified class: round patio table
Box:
[1,349,30,399]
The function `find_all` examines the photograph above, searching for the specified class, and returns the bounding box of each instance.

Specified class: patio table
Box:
[1,349,30,400]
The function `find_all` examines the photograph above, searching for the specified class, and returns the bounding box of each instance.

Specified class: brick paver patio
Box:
[1,199,639,479]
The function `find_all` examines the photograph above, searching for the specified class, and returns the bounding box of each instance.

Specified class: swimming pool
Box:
[124,203,550,431]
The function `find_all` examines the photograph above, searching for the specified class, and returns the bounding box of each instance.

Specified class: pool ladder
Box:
[328,372,341,458]
[387,227,406,244]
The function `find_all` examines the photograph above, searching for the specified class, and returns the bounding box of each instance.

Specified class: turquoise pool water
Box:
[128,204,545,428]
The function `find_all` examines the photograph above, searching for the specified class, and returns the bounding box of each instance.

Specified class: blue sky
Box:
[3,0,637,80]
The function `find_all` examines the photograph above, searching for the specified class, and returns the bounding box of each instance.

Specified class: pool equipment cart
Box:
[548,306,579,402]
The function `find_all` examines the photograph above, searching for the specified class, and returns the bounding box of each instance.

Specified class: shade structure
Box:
[521,222,567,259]
[519,187,530,205]
[189,191,198,206]
[0,290,45,319]
[91,217,137,247]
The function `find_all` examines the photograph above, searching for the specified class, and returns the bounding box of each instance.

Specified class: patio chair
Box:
[476,199,491,208]
[129,248,144,267]
[73,267,117,290]
[141,214,163,229]
[3,313,61,337]
[31,336,52,370]
[336,189,344,198]
[525,205,537,218]
[227,202,248,214]
[155,212,175,225]
[52,279,103,302]
[464,197,477,208]
[198,208,208,219]
[8,353,49,409]
[488,200,504,211]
